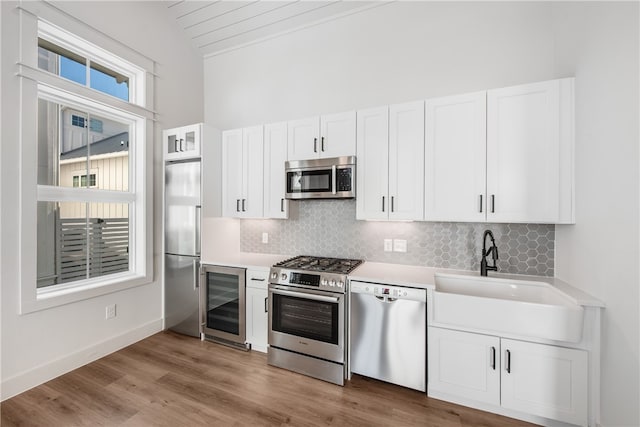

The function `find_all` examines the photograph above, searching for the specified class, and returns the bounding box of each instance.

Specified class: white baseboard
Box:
[1,319,162,401]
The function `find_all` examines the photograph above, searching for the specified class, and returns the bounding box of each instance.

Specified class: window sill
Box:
[21,272,153,314]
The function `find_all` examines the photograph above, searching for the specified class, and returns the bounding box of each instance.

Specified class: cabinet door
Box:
[222,129,243,217]
[425,92,487,222]
[245,269,269,352]
[389,101,425,221]
[263,122,288,218]
[356,106,389,220]
[242,126,264,218]
[165,123,201,161]
[501,339,587,426]
[245,285,268,353]
[487,78,574,223]
[287,117,320,161]
[428,327,500,405]
[320,111,356,158]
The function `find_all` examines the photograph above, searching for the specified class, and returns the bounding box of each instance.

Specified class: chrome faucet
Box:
[481,230,499,276]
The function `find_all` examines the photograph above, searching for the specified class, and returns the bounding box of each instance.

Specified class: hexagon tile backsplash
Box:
[240,200,555,276]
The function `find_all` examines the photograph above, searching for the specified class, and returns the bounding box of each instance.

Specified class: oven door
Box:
[268,284,344,363]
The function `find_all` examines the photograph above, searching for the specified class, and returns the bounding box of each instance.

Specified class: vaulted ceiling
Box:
[166,1,376,57]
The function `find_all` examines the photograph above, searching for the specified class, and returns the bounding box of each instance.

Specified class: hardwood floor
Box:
[1,331,537,426]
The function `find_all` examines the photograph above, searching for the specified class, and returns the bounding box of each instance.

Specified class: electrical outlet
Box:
[105,304,116,320]
[393,239,407,253]
[384,239,393,252]
[262,232,269,244]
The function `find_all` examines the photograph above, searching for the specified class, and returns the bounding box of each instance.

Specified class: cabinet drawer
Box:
[246,269,269,290]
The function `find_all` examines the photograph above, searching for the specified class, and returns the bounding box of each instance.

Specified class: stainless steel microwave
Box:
[285,156,355,200]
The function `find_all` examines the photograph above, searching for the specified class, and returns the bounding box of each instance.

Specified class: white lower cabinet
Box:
[428,327,588,426]
[245,269,269,353]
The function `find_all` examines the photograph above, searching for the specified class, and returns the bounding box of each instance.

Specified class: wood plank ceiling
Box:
[166,1,375,56]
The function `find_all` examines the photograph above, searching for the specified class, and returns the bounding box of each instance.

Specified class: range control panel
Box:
[269,268,348,293]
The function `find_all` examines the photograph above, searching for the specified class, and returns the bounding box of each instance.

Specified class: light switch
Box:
[262,232,269,244]
[384,239,393,252]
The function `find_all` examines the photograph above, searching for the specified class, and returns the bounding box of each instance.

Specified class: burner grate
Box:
[274,255,363,274]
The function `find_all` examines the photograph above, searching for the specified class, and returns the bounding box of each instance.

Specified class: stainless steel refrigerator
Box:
[164,160,201,337]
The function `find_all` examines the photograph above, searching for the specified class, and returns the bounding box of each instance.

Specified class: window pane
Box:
[90,62,129,102]
[37,201,88,288]
[88,203,129,279]
[37,201,130,288]
[38,39,87,85]
[38,99,130,190]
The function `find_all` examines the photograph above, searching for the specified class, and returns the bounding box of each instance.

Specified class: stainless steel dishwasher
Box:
[349,280,427,392]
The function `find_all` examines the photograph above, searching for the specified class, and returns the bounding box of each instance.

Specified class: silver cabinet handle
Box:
[321,136,325,152]
[479,195,483,213]
[179,138,184,152]
[242,199,246,212]
[491,194,495,213]
[313,137,318,153]
[236,199,240,212]
[490,346,496,370]
[382,196,385,212]
[264,296,268,313]
[505,349,511,373]
[174,139,178,153]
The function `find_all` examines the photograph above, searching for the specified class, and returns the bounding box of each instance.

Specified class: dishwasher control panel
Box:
[350,281,426,302]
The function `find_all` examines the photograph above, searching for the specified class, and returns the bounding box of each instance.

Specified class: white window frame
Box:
[38,20,146,107]
[17,7,154,314]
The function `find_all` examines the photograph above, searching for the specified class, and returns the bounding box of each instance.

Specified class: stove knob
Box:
[321,279,328,286]
[281,273,288,281]
[271,272,278,280]
[329,280,336,287]
[338,281,344,288]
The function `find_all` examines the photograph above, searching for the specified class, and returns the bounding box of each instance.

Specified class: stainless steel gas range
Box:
[267,255,363,385]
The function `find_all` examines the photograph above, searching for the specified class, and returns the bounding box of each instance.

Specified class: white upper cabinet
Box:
[356,106,389,220]
[222,126,264,218]
[164,123,201,161]
[320,111,356,158]
[287,111,356,161]
[425,92,487,222]
[263,122,289,219]
[357,102,424,221]
[389,101,425,221]
[486,78,574,223]
[222,129,243,217]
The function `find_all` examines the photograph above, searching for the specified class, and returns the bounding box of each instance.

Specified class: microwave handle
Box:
[332,165,337,195]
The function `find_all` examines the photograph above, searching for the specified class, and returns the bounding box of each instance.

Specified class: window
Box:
[72,173,97,188]
[17,10,154,312]
[71,114,85,127]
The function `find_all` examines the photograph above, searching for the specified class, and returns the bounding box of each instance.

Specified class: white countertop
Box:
[350,262,604,308]
[201,252,604,308]
[201,252,291,270]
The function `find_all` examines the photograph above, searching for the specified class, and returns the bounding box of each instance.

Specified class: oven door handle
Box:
[270,288,340,304]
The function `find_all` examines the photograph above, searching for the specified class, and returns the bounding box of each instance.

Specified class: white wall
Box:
[203,2,639,426]
[552,3,639,427]
[0,1,203,399]
[204,2,557,130]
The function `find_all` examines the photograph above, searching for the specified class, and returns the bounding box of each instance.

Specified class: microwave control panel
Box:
[337,167,352,192]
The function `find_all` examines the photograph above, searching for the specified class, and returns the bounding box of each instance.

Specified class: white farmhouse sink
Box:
[432,273,584,343]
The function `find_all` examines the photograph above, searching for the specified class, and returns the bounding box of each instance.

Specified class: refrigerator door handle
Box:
[195,205,201,256]
[193,259,200,290]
